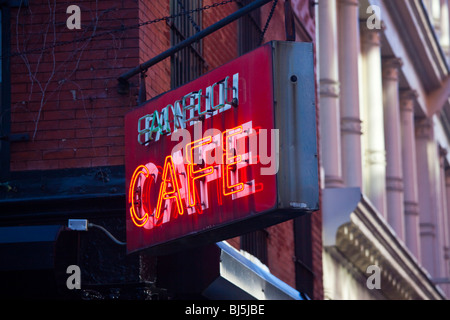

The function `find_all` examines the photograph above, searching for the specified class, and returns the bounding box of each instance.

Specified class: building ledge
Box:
[0,225,63,271]
[0,166,126,224]
[323,187,445,300]
[204,241,306,300]
[157,241,306,300]
[382,0,449,89]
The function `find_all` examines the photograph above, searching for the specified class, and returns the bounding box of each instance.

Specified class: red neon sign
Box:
[127,123,267,230]
[125,44,276,254]
[125,42,320,254]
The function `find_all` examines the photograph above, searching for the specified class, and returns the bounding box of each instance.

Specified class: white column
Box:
[440,0,450,63]
[360,25,387,218]
[338,0,363,188]
[424,0,432,14]
[445,169,450,286]
[432,0,442,33]
[382,58,405,240]
[318,0,344,188]
[438,147,449,281]
[416,117,440,276]
[400,90,421,260]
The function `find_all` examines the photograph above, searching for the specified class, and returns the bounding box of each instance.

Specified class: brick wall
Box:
[202,0,238,70]
[7,0,291,172]
[267,221,296,288]
[138,0,171,99]
[137,0,239,101]
[9,0,140,171]
[311,207,323,299]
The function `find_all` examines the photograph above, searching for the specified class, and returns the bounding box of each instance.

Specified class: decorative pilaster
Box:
[400,90,421,260]
[360,25,387,217]
[318,0,344,188]
[445,168,450,282]
[440,0,450,63]
[382,57,405,240]
[438,146,449,281]
[339,0,363,188]
[415,117,440,276]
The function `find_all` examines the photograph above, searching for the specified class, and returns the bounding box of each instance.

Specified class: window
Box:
[170,0,205,88]
[237,0,262,55]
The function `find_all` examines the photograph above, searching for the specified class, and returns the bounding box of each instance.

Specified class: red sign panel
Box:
[125,44,278,254]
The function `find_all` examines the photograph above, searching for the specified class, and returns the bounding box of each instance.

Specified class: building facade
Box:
[0,0,323,300]
[318,0,450,299]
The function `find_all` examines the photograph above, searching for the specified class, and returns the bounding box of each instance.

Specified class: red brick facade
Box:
[7,0,322,299]
[10,0,141,171]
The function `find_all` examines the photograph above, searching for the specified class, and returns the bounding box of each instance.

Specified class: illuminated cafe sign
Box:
[125,41,319,254]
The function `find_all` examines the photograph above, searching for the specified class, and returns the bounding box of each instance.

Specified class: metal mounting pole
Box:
[117,0,272,92]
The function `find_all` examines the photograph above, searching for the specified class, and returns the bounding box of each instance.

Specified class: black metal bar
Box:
[169,22,206,62]
[118,0,272,83]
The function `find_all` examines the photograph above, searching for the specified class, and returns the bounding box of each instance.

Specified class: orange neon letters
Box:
[222,126,245,196]
[129,124,260,229]
[129,165,150,227]
[186,136,214,207]
[155,155,184,222]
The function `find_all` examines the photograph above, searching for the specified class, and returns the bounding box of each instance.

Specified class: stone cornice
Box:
[382,0,448,91]
[322,187,446,300]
